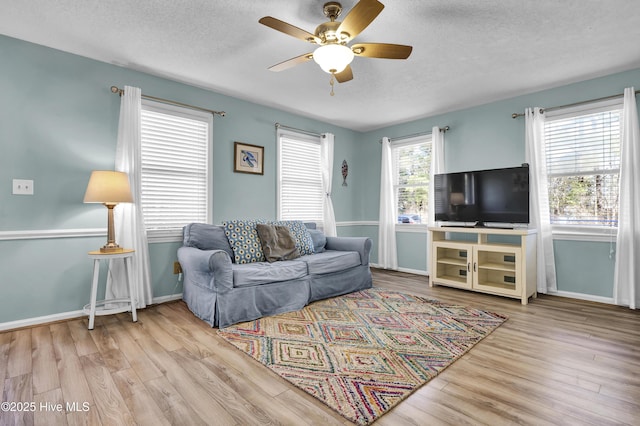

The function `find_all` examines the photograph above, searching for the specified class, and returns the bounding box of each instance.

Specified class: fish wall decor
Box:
[341,159,348,186]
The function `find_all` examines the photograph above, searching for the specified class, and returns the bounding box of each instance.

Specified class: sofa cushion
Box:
[223,219,266,264]
[231,260,308,288]
[183,223,234,260]
[256,224,301,262]
[301,250,361,275]
[271,220,315,255]
[307,229,326,253]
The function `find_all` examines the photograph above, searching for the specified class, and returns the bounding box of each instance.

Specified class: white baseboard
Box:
[0,310,86,332]
[0,287,616,332]
[397,267,428,276]
[370,263,429,276]
[152,293,183,304]
[0,293,184,332]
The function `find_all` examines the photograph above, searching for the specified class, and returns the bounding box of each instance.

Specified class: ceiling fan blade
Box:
[335,65,353,83]
[351,43,413,59]
[268,52,314,72]
[336,0,384,41]
[259,16,320,43]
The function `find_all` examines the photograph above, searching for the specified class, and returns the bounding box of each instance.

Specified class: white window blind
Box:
[544,100,621,227]
[140,101,211,233]
[278,132,323,223]
[393,136,431,224]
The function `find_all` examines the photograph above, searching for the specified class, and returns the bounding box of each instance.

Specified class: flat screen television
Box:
[434,165,530,227]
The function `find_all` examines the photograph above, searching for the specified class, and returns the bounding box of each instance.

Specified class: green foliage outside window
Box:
[395,143,431,223]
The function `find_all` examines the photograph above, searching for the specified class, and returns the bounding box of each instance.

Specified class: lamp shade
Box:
[84,170,133,204]
[313,44,354,74]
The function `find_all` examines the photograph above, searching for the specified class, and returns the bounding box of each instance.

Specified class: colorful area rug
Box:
[217,288,507,425]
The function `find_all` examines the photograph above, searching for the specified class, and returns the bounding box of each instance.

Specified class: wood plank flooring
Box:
[1,268,639,425]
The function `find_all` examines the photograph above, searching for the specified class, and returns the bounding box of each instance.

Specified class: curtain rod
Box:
[379,126,450,144]
[511,89,640,118]
[110,86,226,117]
[275,123,321,137]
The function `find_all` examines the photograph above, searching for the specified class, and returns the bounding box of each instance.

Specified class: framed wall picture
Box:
[234,142,264,175]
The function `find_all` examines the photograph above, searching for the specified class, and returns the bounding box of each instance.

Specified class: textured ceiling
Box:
[2,0,640,131]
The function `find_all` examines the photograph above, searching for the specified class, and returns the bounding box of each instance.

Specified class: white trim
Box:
[548,290,615,305]
[0,222,614,243]
[0,293,183,332]
[395,224,428,233]
[545,97,624,120]
[398,266,428,276]
[152,293,183,304]
[336,221,429,234]
[390,134,431,148]
[371,263,429,276]
[335,222,623,243]
[336,221,378,227]
[0,310,85,331]
[551,226,617,242]
[0,228,106,241]
[0,228,184,243]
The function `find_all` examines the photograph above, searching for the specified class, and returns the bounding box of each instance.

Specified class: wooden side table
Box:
[84,249,137,330]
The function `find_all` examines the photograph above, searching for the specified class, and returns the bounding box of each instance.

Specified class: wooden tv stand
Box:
[428,226,537,304]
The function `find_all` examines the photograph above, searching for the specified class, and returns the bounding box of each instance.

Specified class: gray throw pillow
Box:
[183,223,235,261]
[256,224,301,262]
[307,229,326,253]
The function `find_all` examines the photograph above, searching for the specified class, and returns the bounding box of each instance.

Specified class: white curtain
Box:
[378,137,397,269]
[427,127,445,275]
[320,133,337,237]
[524,107,557,293]
[107,85,153,308]
[614,87,640,309]
[429,126,445,225]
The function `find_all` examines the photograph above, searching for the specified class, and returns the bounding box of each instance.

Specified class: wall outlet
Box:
[12,179,34,195]
[173,261,182,274]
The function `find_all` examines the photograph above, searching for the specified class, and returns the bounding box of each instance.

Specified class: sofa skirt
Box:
[217,277,311,328]
[308,264,372,302]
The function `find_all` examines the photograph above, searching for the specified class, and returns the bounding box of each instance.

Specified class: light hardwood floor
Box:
[1,269,639,425]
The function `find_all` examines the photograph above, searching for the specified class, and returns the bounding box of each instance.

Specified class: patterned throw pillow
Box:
[222,219,266,264]
[270,220,315,256]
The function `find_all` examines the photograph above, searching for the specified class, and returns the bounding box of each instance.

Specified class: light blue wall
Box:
[553,240,616,298]
[0,35,360,323]
[1,33,638,324]
[352,67,640,297]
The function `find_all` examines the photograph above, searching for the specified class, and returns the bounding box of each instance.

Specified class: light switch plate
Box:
[12,179,34,195]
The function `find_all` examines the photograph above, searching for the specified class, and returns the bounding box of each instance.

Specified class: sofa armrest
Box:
[325,236,372,266]
[177,247,233,292]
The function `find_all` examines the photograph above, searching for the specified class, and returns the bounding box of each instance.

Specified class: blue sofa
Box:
[177,222,373,328]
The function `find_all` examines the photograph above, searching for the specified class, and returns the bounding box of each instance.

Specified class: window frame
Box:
[140,99,213,243]
[543,97,622,240]
[391,134,432,229]
[277,129,324,226]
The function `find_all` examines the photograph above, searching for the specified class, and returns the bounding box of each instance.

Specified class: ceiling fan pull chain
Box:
[330,73,336,96]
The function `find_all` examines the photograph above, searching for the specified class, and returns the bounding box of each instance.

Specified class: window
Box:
[140,100,212,240]
[277,130,323,224]
[393,135,432,224]
[544,99,622,228]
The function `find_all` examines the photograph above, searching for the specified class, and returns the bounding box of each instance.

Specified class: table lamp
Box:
[84,170,133,253]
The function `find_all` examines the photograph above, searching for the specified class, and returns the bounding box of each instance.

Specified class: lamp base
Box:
[100,244,125,253]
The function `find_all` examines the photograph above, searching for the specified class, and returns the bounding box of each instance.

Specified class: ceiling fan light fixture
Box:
[313,44,354,74]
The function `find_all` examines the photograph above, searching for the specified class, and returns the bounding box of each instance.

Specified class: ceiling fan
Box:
[259,0,412,95]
